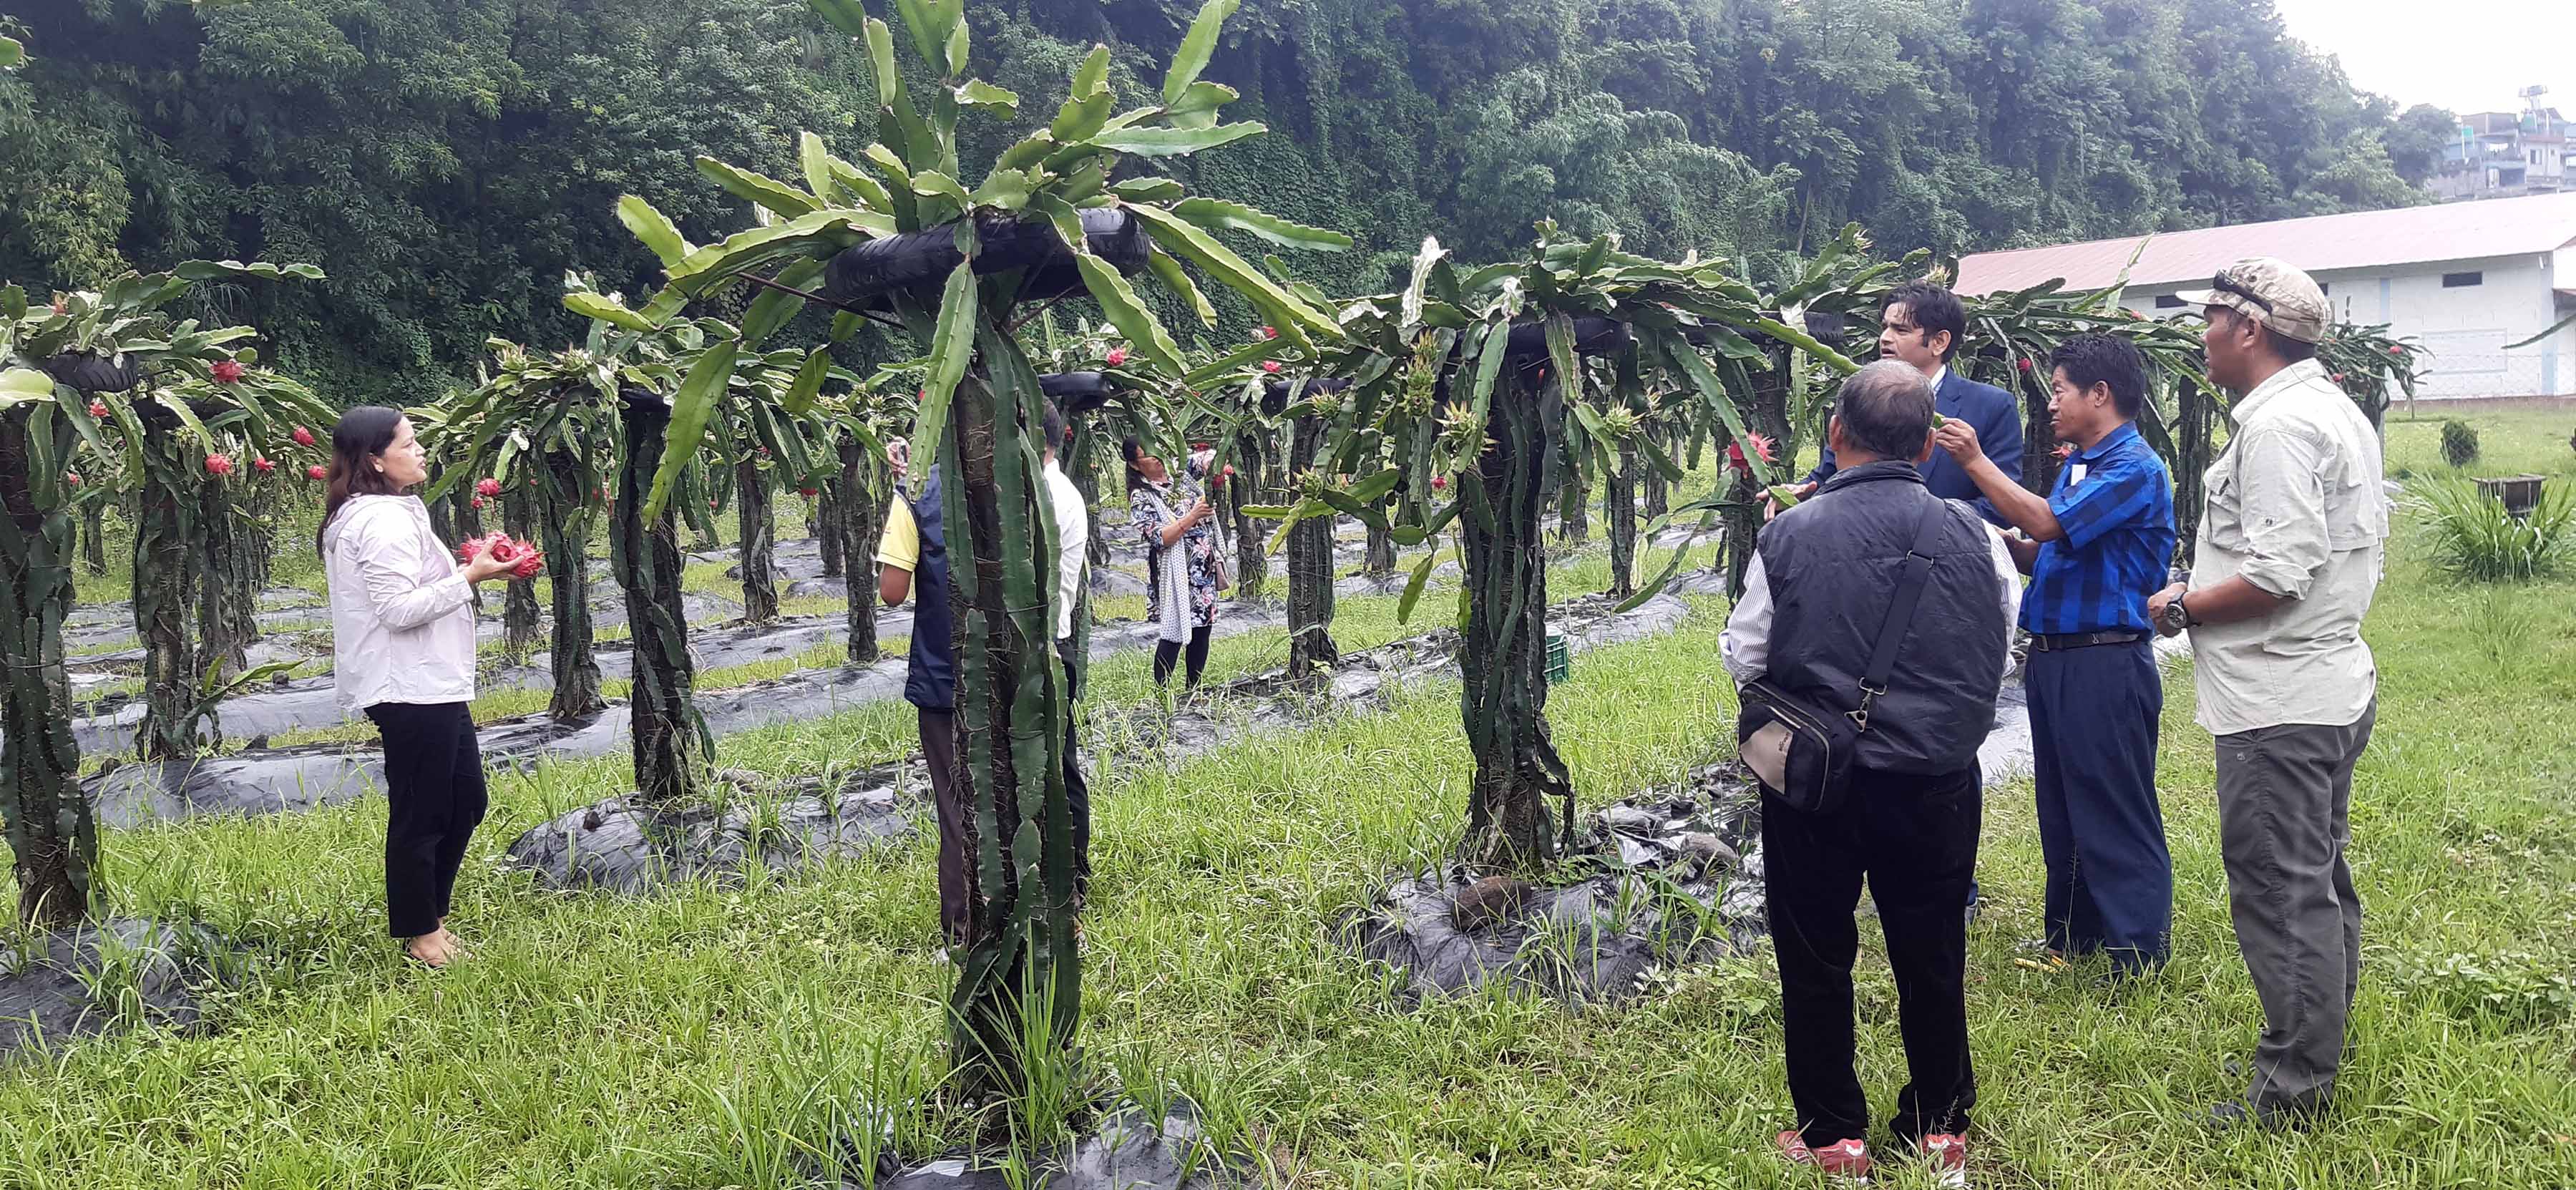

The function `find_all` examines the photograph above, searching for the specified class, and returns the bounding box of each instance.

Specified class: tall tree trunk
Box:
[502,484,542,663]
[1559,467,1589,545]
[1286,417,1339,678]
[1228,429,1267,603]
[134,429,200,762]
[736,457,779,625]
[454,484,484,542]
[615,395,706,806]
[834,437,884,666]
[245,478,276,592]
[947,327,1080,1103]
[1641,425,1669,519]
[2018,363,2060,498]
[2172,375,2212,570]
[1719,346,1797,595]
[0,411,97,927]
[79,499,107,576]
[684,462,722,553]
[425,464,459,551]
[541,452,605,721]
[1458,368,1574,869]
[816,483,844,579]
[1718,472,1760,588]
[1365,520,1395,577]
[1606,439,1637,598]
[195,477,255,678]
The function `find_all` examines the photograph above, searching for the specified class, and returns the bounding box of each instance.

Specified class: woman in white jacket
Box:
[317,407,514,967]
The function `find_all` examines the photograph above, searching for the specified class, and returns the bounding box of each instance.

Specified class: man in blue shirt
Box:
[1933,333,2178,973]
[1787,282,2024,525]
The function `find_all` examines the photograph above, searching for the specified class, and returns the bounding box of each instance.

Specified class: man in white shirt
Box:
[1040,400,1092,907]
[1043,403,1090,646]
[2152,257,2386,1131]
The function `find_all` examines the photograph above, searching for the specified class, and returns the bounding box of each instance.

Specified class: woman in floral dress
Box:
[1123,438,1220,690]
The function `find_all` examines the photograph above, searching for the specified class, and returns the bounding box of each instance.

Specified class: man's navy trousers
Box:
[2024,639,2170,970]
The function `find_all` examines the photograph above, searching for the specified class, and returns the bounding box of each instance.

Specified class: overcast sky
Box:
[2270,0,2572,116]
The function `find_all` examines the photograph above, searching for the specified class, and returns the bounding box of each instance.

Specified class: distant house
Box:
[2434,88,2568,202]
[1956,192,2576,399]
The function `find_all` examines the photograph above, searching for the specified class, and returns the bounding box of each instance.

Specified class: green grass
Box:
[2384,401,2576,482]
[11,411,2574,1187]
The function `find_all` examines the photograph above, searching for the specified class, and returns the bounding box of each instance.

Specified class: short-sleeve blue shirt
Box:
[2021,421,2177,635]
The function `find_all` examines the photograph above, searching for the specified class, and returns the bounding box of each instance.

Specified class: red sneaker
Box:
[1777,1130,1873,1180]
[1914,1132,1968,1188]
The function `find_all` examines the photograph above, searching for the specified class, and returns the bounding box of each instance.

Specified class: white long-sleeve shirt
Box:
[1044,460,1089,643]
[1722,513,2025,691]
[323,494,478,716]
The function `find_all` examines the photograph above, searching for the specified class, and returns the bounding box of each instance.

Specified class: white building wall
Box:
[2118,252,2576,398]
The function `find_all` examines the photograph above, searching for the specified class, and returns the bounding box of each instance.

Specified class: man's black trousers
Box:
[1765,764,1981,1148]
[364,700,489,940]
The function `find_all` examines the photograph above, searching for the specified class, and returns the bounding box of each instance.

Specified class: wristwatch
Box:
[2157,592,2197,635]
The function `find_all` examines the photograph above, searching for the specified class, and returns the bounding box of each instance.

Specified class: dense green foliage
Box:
[8,0,2437,404]
[2411,479,2575,584]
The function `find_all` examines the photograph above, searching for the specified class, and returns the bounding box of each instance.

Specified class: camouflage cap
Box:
[2174,257,2328,343]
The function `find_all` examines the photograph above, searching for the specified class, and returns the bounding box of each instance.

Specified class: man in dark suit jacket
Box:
[1792,282,2024,525]
[1773,281,2026,927]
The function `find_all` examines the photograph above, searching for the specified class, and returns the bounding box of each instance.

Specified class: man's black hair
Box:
[2049,332,2149,419]
[1883,281,1968,364]
[1834,361,1936,459]
[1040,397,1066,457]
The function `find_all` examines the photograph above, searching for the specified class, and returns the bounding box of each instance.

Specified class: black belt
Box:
[2029,630,2147,652]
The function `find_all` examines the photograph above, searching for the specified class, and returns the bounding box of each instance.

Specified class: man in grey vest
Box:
[2153,258,2386,1130]
[1724,361,2021,1183]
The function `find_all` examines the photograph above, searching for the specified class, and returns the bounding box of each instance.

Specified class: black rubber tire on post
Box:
[42,353,139,394]
[1800,310,1852,350]
[1502,318,1632,361]
[1037,371,1115,416]
[824,209,1148,308]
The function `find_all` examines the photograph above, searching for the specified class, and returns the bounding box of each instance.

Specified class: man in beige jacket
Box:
[2150,257,2386,1130]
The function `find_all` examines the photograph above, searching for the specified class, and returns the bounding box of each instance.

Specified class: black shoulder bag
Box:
[1736,501,1949,814]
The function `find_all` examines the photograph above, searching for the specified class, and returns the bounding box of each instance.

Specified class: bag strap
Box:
[1851,500,1952,731]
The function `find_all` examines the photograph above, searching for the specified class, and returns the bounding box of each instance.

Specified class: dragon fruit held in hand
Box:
[458,532,545,580]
